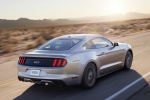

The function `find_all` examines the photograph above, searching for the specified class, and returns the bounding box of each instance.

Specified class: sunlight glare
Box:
[103,0,125,15]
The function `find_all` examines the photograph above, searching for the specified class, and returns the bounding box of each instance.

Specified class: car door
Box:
[91,37,123,75]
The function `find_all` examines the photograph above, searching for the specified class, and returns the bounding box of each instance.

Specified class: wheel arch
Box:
[123,49,133,70]
[83,60,98,77]
[128,49,133,57]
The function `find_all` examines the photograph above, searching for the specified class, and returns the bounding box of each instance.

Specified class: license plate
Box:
[30,70,40,76]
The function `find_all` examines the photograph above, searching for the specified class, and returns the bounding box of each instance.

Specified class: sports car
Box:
[17,34,133,88]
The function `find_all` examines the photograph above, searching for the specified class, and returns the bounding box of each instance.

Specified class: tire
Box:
[124,51,133,70]
[82,63,97,88]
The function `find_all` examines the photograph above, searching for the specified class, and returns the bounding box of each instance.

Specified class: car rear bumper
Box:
[17,63,84,86]
[18,72,80,86]
[18,76,66,86]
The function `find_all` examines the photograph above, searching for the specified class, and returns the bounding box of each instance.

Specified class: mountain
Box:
[0,18,81,28]
[0,12,150,28]
[76,12,150,23]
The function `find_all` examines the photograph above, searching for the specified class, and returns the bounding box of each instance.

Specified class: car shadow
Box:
[14,69,150,100]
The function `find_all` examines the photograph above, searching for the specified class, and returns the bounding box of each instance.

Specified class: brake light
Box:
[52,58,67,67]
[18,57,26,65]
[52,59,57,66]
[62,59,67,66]
[57,59,62,66]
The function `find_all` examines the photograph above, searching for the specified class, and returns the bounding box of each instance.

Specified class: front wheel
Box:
[124,51,133,70]
[82,63,96,88]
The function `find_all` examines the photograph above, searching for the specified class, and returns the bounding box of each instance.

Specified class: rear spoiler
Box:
[19,53,69,58]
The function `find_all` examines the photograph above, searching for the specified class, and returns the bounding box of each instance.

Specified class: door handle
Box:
[97,52,105,56]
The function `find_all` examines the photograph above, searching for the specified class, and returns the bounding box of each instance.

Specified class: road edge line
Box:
[106,72,150,100]
[0,80,18,87]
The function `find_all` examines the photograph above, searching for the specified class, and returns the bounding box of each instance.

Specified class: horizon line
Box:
[0,12,149,20]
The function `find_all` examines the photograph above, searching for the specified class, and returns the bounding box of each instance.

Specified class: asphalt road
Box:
[128,85,150,100]
[0,32,150,100]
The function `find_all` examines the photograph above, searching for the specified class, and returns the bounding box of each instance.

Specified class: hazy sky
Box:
[0,0,150,19]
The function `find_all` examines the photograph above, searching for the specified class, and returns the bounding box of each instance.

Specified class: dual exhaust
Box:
[18,76,65,86]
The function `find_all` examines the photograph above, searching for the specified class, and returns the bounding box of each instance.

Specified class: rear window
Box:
[38,38,82,50]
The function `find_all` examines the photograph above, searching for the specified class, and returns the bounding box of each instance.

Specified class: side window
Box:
[83,41,96,49]
[91,37,112,48]
[83,37,113,49]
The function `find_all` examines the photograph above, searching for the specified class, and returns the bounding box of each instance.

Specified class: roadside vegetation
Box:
[1,18,150,56]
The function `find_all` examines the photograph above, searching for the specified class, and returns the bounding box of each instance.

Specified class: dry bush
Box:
[42,33,50,40]
[0,47,2,50]
[3,33,10,39]
[113,30,121,35]
[9,37,20,44]
[146,24,150,29]
[121,33,127,37]
[31,34,39,40]
[36,37,45,46]
[26,43,36,49]
[23,28,28,31]
[3,44,14,53]
[23,36,30,41]
[48,34,57,40]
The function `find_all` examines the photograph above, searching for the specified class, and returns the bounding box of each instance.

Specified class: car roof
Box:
[57,34,102,40]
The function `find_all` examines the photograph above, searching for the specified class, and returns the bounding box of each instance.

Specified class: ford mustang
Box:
[17,34,133,88]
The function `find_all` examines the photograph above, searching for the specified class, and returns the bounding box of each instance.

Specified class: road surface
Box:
[0,32,150,100]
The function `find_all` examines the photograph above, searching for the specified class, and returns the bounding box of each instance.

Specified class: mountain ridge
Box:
[0,12,150,28]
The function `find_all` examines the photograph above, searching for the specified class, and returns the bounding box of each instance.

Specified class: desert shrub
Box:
[48,34,56,40]
[113,30,121,35]
[26,43,36,49]
[23,28,28,31]
[3,44,14,53]
[0,47,2,50]
[42,33,50,40]
[9,37,20,44]
[23,36,30,41]
[36,37,45,46]
[3,33,10,39]
[146,24,150,29]
[31,34,39,40]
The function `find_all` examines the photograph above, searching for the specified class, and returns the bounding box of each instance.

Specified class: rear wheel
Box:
[82,63,96,88]
[124,51,133,70]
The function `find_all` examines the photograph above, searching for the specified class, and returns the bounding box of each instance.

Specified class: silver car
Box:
[17,34,133,88]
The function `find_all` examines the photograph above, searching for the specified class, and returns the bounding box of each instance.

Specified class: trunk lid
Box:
[20,50,69,58]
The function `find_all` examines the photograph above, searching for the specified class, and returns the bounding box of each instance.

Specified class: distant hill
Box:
[0,12,150,28]
[76,12,150,23]
[0,18,82,28]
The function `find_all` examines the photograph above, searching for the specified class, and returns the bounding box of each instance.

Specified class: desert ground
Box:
[1,18,150,59]
[0,19,150,99]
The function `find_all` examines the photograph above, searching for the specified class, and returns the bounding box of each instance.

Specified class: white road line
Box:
[106,72,150,100]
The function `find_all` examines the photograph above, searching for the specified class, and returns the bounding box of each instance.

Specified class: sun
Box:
[107,2,123,14]
[103,0,125,15]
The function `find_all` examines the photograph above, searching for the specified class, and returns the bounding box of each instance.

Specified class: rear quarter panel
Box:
[66,50,100,77]
[118,43,132,66]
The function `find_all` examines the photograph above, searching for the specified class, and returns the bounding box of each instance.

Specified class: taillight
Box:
[18,57,26,65]
[52,58,67,67]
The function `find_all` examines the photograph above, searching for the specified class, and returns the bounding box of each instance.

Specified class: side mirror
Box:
[113,42,119,47]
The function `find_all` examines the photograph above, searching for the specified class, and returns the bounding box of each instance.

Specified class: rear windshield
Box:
[38,38,82,50]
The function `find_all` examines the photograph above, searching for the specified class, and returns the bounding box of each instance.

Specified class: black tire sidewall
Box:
[124,51,133,70]
[82,63,96,88]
